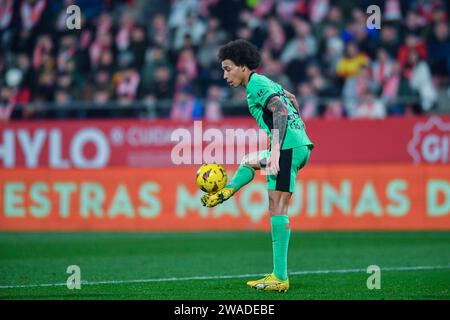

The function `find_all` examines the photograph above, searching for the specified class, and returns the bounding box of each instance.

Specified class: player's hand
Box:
[267,145,280,176]
[283,89,300,113]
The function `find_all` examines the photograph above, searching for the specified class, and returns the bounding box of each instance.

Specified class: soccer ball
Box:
[196,163,228,193]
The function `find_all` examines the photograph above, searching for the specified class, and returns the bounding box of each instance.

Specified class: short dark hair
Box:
[217,39,261,70]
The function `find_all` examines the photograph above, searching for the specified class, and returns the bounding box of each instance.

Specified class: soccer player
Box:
[201,39,314,292]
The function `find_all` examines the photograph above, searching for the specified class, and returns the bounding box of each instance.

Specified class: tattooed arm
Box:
[265,96,289,175]
[267,95,288,149]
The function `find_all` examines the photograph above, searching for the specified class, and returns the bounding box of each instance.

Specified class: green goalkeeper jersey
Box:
[245,72,314,150]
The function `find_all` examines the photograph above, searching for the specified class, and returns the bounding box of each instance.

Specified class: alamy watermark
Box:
[366,5,381,30]
[66,265,81,289]
[366,265,381,290]
[170,121,280,175]
[66,5,81,30]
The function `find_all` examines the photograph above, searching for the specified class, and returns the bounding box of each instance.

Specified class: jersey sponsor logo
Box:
[289,121,303,130]
[257,89,266,98]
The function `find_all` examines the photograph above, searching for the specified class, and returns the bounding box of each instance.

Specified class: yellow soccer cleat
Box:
[246,273,289,292]
[201,187,235,207]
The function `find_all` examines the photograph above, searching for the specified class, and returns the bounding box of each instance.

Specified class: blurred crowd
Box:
[0,0,449,121]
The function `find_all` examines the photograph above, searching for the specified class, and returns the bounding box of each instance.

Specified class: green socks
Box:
[226,164,255,192]
[271,215,291,281]
[227,165,290,281]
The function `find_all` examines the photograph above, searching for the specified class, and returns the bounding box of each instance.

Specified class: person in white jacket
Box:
[408,50,438,111]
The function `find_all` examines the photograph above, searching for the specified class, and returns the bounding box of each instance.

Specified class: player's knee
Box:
[241,154,250,165]
[268,197,275,213]
[268,193,290,215]
[270,205,289,215]
[268,197,283,215]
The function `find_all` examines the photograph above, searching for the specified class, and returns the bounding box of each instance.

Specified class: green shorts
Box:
[258,145,312,193]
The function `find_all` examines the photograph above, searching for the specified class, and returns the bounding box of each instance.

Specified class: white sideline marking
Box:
[0,264,449,289]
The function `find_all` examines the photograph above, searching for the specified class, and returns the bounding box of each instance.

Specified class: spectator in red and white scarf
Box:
[371,48,395,89]
[0,0,13,31]
[57,35,77,73]
[113,68,140,103]
[32,34,53,70]
[90,33,113,69]
[116,12,136,52]
[20,0,47,32]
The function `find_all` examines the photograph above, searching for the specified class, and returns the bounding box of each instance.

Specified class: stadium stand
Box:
[0,0,449,121]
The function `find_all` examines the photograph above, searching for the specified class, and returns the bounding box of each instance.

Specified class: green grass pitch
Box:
[0,231,449,300]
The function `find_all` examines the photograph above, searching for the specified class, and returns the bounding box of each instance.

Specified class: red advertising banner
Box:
[0,165,449,231]
[1,116,449,168]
